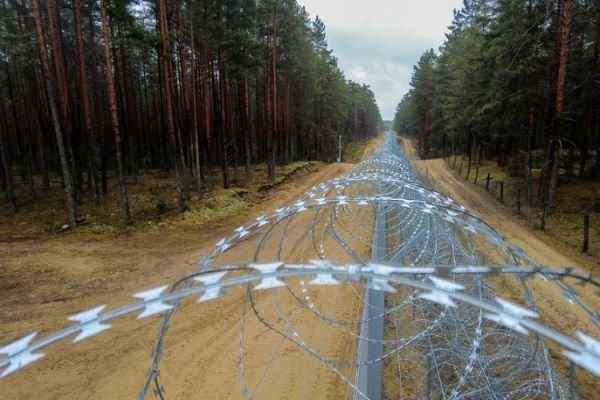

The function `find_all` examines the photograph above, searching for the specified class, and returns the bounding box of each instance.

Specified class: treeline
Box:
[0,0,381,226]
[394,0,599,214]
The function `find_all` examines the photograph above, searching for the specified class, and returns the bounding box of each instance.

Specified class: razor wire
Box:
[1,132,599,400]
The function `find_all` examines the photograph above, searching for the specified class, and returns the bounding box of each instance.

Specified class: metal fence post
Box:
[569,361,577,400]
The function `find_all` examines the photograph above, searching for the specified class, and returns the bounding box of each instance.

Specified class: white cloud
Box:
[298,0,464,120]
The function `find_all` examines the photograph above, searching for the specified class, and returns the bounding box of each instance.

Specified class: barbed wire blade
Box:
[1,351,45,378]
[418,290,457,308]
[133,286,173,319]
[255,215,269,227]
[193,271,228,302]
[250,262,285,290]
[305,260,341,285]
[564,349,600,377]
[0,332,44,378]
[67,305,111,343]
[484,313,529,335]
[484,298,539,336]
[368,263,401,276]
[564,332,600,373]
[309,273,340,286]
[293,201,307,212]
[496,297,539,319]
[0,332,37,357]
[577,331,600,353]
[429,276,465,292]
[563,331,600,376]
[335,196,348,205]
[367,278,396,293]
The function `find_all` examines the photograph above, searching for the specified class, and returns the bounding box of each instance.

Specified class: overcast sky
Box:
[297,0,464,120]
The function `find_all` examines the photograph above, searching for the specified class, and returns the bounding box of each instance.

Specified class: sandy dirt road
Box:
[402,137,600,398]
[3,134,598,399]
[0,155,380,399]
[401,137,599,275]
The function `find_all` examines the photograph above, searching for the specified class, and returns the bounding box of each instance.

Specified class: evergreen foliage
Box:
[0,0,382,223]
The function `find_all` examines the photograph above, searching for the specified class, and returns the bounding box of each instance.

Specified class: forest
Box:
[0,0,382,228]
[395,0,600,215]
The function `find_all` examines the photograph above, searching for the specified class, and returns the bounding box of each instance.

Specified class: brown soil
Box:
[3,133,597,399]
[401,136,600,399]
[0,158,368,399]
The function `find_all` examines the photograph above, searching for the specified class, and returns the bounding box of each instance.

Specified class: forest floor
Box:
[442,152,600,263]
[0,136,382,400]
[402,136,600,399]
[0,161,321,239]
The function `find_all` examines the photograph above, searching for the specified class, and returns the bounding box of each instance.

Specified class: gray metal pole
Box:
[355,189,386,400]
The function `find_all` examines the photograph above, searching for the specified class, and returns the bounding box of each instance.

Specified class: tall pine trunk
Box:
[73,0,99,205]
[545,0,573,214]
[580,15,600,179]
[47,0,81,202]
[0,101,16,212]
[100,0,131,223]
[157,0,187,211]
[241,71,252,185]
[87,9,108,195]
[189,10,203,192]
[32,0,78,228]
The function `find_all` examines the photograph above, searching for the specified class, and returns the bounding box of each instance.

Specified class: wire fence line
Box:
[1,132,599,399]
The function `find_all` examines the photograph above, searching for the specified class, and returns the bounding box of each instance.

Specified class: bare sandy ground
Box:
[2,134,597,399]
[0,159,372,399]
[402,136,600,398]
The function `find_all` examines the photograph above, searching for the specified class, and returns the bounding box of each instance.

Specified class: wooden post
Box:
[426,167,429,177]
[474,167,479,184]
[500,182,504,203]
[453,156,457,169]
[541,206,547,230]
[466,164,471,181]
[459,161,463,176]
[583,214,590,253]
[517,189,521,214]
[486,173,491,192]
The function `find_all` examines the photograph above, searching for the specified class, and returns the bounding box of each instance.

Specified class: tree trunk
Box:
[47,0,81,202]
[32,0,78,229]
[157,0,187,211]
[189,9,203,192]
[100,0,131,223]
[580,14,600,179]
[0,101,16,212]
[546,0,573,215]
[267,6,278,181]
[202,34,213,190]
[525,106,534,205]
[241,70,252,185]
[87,8,108,195]
[73,0,99,205]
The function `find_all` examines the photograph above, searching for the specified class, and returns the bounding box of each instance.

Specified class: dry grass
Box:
[343,138,373,164]
[0,162,320,239]
[448,154,600,261]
